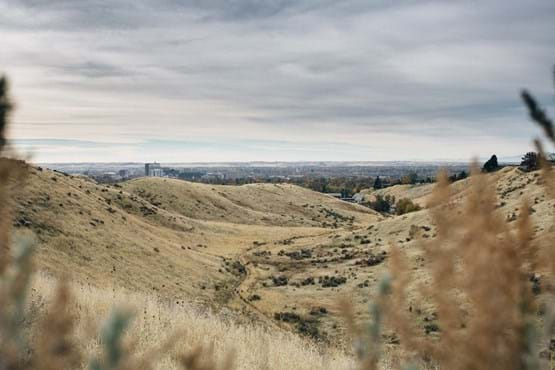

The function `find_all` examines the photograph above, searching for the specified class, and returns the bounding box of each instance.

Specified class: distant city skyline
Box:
[2,0,554,163]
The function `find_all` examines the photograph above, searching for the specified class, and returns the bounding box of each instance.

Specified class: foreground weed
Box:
[345,72,555,370]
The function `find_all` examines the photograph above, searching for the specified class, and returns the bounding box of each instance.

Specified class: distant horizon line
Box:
[35,159,522,166]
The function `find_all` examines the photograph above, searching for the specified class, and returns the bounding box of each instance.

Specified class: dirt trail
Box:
[231,228,344,330]
[235,250,282,330]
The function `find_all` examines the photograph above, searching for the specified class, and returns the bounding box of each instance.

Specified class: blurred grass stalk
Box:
[342,74,555,370]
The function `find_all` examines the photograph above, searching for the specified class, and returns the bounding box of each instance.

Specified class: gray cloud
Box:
[0,0,553,162]
[53,61,134,78]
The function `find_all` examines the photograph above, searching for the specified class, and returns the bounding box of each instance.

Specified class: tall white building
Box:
[145,162,163,177]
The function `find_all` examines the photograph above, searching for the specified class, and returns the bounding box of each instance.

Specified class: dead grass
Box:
[340,81,555,369]
[343,166,555,369]
[25,273,355,370]
[121,177,377,227]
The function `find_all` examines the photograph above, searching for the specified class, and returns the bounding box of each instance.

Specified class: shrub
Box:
[394,198,421,215]
[367,194,394,213]
[400,172,418,185]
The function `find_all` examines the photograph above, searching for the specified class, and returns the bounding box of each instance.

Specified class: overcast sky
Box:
[1,0,554,163]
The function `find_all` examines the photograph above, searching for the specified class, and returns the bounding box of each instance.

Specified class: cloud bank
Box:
[1,0,554,162]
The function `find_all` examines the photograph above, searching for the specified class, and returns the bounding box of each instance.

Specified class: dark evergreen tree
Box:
[373,176,383,189]
[520,152,539,172]
[449,170,468,183]
[482,154,499,173]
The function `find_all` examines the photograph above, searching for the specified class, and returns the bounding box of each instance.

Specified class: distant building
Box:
[201,172,225,181]
[151,168,163,177]
[118,169,130,179]
[179,171,205,180]
[103,171,118,179]
[93,172,120,183]
[145,162,163,177]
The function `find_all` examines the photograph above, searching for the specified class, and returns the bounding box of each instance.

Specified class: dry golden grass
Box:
[343,166,555,369]
[25,274,355,370]
[341,83,555,370]
[12,117,551,347]
[121,177,377,227]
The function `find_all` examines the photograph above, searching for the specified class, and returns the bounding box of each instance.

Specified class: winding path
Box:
[231,229,339,330]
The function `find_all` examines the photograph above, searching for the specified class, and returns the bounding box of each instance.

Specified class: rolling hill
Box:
[120,177,378,227]
[12,165,379,323]
[12,164,554,344]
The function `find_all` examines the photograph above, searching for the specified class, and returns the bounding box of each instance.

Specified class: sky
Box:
[1,0,554,163]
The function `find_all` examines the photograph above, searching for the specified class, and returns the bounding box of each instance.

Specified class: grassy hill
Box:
[12,164,555,350]
[203,166,554,343]
[120,177,378,227]
[12,167,379,322]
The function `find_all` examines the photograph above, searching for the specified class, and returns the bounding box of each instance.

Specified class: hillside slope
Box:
[121,177,378,227]
[357,166,553,239]
[13,165,554,344]
[226,166,555,341]
[12,166,379,317]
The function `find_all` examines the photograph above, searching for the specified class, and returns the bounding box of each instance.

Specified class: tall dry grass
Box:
[342,79,555,370]
[27,274,354,370]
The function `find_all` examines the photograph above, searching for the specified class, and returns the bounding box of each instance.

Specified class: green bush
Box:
[395,198,421,215]
[367,194,395,213]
